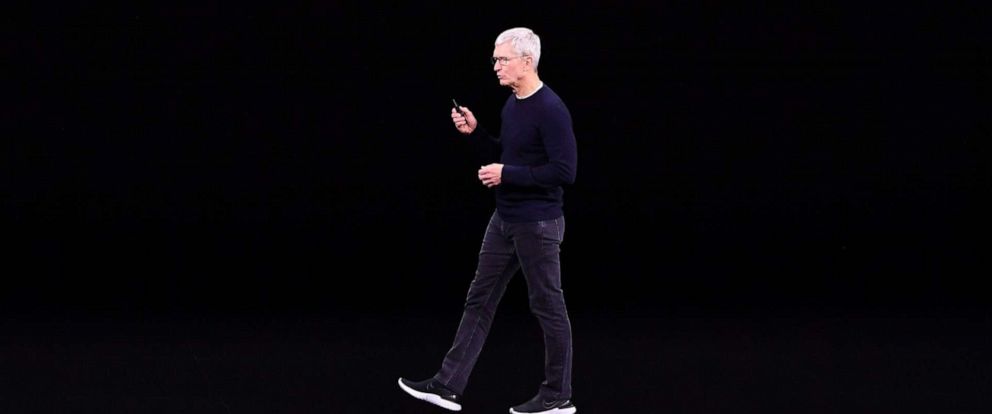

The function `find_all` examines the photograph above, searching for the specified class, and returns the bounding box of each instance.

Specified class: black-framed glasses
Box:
[491,55,526,66]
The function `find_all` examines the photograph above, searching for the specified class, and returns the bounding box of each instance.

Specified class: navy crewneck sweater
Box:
[473,84,577,222]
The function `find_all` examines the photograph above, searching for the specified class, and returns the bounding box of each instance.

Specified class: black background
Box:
[5,3,989,412]
[9,2,986,315]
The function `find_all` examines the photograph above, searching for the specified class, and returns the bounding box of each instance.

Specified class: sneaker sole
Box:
[397,378,462,411]
[510,407,577,414]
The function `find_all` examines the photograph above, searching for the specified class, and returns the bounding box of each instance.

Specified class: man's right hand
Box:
[451,106,477,135]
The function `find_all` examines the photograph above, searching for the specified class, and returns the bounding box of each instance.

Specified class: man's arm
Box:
[501,103,577,188]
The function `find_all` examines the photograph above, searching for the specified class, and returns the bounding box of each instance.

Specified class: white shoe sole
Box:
[397,378,462,411]
[510,407,577,414]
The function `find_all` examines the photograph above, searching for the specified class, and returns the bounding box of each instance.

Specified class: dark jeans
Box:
[434,212,573,399]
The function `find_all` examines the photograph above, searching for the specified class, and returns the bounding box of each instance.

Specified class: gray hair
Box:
[495,27,541,68]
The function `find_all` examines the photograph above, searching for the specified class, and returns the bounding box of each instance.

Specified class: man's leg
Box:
[512,215,573,400]
[434,212,520,395]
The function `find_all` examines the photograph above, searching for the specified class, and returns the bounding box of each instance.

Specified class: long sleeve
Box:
[490,84,578,223]
[501,102,576,188]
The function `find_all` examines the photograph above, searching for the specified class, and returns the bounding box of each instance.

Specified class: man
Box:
[397,27,578,414]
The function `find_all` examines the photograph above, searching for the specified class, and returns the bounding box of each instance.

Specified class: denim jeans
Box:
[435,212,573,400]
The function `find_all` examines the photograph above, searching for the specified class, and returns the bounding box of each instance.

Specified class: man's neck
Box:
[513,76,543,99]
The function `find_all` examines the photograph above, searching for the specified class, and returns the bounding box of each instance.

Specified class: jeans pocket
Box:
[538,217,564,243]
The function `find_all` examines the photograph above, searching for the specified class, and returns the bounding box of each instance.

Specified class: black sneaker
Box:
[397,377,462,411]
[509,394,576,414]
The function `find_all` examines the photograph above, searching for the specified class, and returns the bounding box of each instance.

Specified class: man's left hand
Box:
[478,164,503,187]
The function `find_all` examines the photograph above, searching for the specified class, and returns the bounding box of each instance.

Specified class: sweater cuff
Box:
[501,165,531,186]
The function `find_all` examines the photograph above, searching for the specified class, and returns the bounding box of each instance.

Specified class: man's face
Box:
[492,42,527,87]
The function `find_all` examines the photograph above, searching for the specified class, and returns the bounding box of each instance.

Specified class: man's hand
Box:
[478,163,503,187]
[451,106,477,134]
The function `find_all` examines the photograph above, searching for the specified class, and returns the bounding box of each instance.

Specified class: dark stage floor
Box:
[2,305,987,414]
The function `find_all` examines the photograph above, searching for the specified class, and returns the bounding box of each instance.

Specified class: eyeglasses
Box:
[491,55,526,66]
